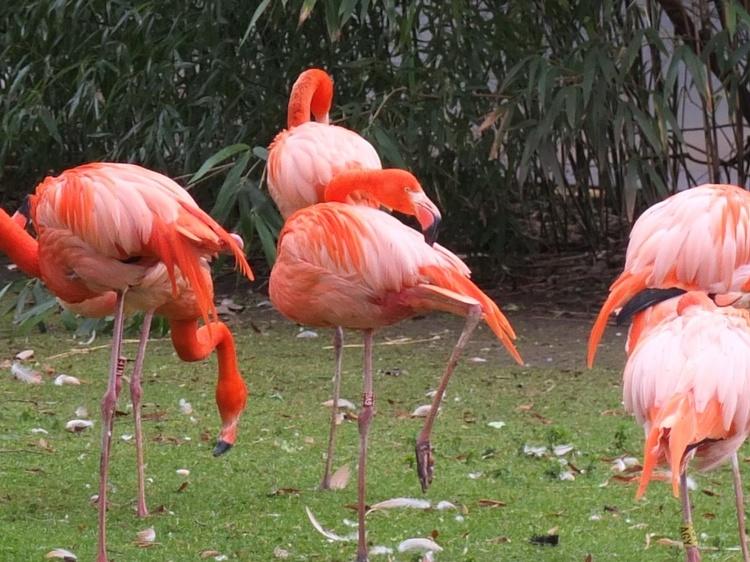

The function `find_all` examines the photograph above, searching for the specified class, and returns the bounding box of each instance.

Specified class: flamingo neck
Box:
[169,319,247,423]
[287,69,333,128]
[0,207,41,278]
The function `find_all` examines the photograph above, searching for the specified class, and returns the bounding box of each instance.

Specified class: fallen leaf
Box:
[176,482,189,493]
[270,487,301,496]
[702,488,720,497]
[487,536,511,544]
[478,499,506,508]
[199,550,221,559]
[329,465,350,490]
[529,534,559,547]
[45,549,77,561]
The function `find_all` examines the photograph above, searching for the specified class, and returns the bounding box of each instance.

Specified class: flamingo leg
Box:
[320,326,344,490]
[97,289,127,562]
[356,329,374,562]
[131,310,154,518]
[680,471,701,562]
[415,304,482,492]
[731,452,750,561]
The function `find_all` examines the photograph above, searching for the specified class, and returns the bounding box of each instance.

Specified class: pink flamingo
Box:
[624,291,750,561]
[269,169,522,562]
[588,183,750,367]
[0,162,253,562]
[268,68,441,489]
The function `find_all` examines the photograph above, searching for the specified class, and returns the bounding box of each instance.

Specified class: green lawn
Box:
[0,312,746,561]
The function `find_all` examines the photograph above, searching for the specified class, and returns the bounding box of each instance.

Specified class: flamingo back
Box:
[267,123,382,217]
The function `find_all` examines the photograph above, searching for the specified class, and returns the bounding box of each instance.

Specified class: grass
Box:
[0,310,746,561]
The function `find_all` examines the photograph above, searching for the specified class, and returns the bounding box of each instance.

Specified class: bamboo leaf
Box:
[240,0,271,46]
[189,144,250,185]
[210,152,252,224]
[298,0,318,26]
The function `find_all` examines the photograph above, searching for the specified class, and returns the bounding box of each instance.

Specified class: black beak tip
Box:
[424,218,441,246]
[212,440,233,457]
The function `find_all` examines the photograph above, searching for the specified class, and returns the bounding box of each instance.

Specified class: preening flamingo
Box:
[0,162,253,562]
[268,67,441,489]
[588,183,750,368]
[269,170,522,562]
[624,291,750,561]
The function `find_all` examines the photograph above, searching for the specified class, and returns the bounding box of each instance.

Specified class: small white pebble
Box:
[176,469,190,476]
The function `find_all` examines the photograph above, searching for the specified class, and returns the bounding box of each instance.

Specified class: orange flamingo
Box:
[0,162,253,562]
[624,291,750,561]
[588,183,750,367]
[269,169,522,562]
[268,68,441,489]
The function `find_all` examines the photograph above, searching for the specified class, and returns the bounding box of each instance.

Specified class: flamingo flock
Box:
[2,68,750,561]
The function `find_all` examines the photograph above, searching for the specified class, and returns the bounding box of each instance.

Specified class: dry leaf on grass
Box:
[329,465,350,490]
[478,498,506,508]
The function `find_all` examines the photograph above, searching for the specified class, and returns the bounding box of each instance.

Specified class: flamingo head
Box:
[212,375,248,457]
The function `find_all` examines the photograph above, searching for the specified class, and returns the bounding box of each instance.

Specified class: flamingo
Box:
[267,67,441,489]
[0,162,254,562]
[269,169,522,562]
[588,183,750,368]
[623,291,750,561]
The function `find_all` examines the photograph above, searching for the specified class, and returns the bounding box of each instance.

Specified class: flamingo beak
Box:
[212,420,238,457]
[413,193,441,246]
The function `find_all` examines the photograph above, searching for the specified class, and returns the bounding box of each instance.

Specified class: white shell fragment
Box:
[176,469,190,476]
[487,421,506,429]
[65,419,94,432]
[321,398,357,410]
[523,444,548,457]
[370,497,431,511]
[296,329,319,339]
[135,527,156,546]
[397,538,443,553]
[15,349,34,360]
[553,444,574,456]
[410,404,435,418]
[11,362,42,384]
[45,549,77,560]
[54,375,81,386]
[179,398,193,415]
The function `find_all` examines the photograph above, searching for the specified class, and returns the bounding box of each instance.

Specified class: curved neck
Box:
[287,69,333,128]
[323,170,381,204]
[169,319,246,422]
[0,208,41,278]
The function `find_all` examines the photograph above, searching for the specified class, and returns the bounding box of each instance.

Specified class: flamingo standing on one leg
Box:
[623,291,750,561]
[0,162,253,562]
[269,170,522,562]
[267,68,442,489]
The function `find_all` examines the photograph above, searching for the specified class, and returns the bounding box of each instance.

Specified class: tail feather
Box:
[419,265,523,365]
[588,271,649,367]
[637,395,729,499]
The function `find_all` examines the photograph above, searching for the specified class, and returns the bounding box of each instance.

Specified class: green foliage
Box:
[3,0,750,269]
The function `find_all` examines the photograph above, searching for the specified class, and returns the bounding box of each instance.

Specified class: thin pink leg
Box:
[416,305,481,492]
[97,290,127,562]
[680,471,701,562]
[320,326,344,490]
[131,310,154,518]
[356,329,374,562]
[731,452,750,561]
